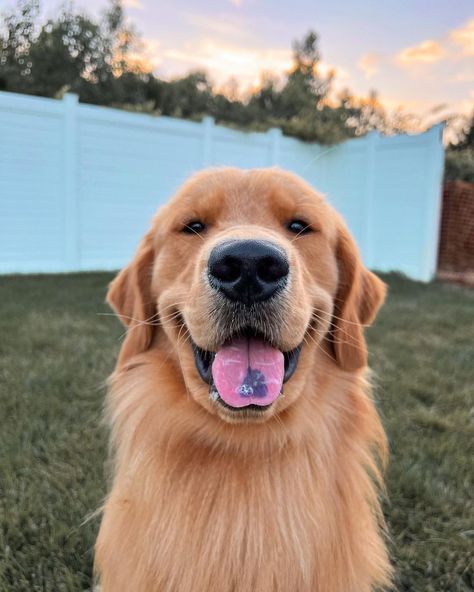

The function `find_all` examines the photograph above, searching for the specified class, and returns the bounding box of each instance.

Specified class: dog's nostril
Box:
[211,256,241,283]
[208,240,289,304]
[257,256,289,283]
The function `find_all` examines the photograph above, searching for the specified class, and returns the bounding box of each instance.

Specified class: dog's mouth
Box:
[192,328,302,412]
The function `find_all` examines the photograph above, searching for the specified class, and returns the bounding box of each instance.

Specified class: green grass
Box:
[0,273,473,591]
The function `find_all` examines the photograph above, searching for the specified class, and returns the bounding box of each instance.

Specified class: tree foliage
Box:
[0,0,149,103]
[445,114,474,182]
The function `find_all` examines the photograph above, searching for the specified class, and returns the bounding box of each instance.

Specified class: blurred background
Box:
[0,1,473,591]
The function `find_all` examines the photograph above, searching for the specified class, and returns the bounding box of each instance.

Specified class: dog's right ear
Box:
[107,231,157,367]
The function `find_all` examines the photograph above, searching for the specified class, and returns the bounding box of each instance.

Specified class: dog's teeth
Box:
[210,390,219,402]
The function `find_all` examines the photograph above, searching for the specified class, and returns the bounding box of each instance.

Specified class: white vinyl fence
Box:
[0,91,445,280]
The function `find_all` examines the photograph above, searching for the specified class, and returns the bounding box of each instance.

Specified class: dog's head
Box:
[108,168,385,423]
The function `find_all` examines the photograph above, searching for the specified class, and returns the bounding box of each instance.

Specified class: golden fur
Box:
[95,168,391,591]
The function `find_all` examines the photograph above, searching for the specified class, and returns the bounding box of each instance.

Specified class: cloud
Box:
[450,18,474,56]
[228,0,243,5]
[379,94,473,120]
[181,12,254,40]
[394,19,474,71]
[162,40,293,87]
[318,62,350,90]
[128,38,162,71]
[396,40,447,65]
[157,38,348,94]
[122,0,144,9]
[357,52,379,79]
[454,70,474,83]
[453,97,474,115]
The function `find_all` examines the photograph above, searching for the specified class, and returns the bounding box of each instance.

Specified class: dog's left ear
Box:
[107,231,157,367]
[329,223,386,371]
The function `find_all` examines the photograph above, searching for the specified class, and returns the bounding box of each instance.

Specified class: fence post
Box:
[421,122,446,281]
[363,131,377,268]
[63,93,80,270]
[268,127,282,166]
[202,116,214,168]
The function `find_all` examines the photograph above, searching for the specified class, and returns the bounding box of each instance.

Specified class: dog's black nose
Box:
[208,240,289,304]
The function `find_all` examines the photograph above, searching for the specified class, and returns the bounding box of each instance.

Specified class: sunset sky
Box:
[20,0,474,119]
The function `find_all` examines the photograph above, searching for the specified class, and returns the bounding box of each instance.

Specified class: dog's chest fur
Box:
[96,419,387,592]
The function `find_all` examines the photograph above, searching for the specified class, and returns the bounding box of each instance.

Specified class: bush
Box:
[444,149,474,183]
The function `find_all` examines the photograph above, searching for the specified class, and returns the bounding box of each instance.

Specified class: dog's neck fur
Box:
[95,350,391,592]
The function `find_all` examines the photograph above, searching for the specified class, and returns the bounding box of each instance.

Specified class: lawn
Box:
[0,272,473,591]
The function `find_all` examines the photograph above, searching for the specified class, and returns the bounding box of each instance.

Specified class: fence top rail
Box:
[0,89,64,116]
[0,90,445,151]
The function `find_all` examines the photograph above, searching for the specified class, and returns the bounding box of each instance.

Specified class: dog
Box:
[95,168,391,591]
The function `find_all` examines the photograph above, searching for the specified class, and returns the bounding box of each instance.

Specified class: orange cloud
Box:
[396,40,447,65]
[164,41,291,87]
[357,52,379,79]
[450,18,474,56]
[160,38,348,90]
[132,38,162,71]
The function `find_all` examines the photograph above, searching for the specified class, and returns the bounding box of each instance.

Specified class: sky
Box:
[6,0,474,121]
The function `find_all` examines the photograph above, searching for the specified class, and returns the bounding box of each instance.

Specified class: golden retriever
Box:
[95,167,391,591]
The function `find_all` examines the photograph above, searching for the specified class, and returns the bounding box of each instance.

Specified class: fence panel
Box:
[0,91,445,280]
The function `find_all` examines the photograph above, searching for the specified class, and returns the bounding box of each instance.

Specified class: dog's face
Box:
[108,168,385,424]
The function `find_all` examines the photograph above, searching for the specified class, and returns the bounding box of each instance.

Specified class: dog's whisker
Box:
[158,311,185,324]
[302,327,338,364]
[310,310,368,353]
[311,307,372,329]
[310,315,371,352]
[289,225,312,243]
[158,300,187,313]
[98,311,160,325]
[181,222,206,241]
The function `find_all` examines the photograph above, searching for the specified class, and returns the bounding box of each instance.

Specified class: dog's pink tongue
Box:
[211,338,284,408]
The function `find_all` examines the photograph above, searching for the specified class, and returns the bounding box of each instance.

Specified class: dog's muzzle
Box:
[189,239,301,412]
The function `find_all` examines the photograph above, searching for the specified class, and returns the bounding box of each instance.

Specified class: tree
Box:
[242,31,356,144]
[451,114,474,151]
[0,0,39,91]
[0,0,146,103]
[278,32,355,143]
[445,114,474,182]
[159,72,211,118]
[280,31,331,116]
[343,90,386,136]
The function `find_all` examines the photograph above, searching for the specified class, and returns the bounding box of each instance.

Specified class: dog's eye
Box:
[287,220,312,235]
[183,221,206,234]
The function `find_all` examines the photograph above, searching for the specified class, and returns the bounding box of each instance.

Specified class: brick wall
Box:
[438,181,474,284]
